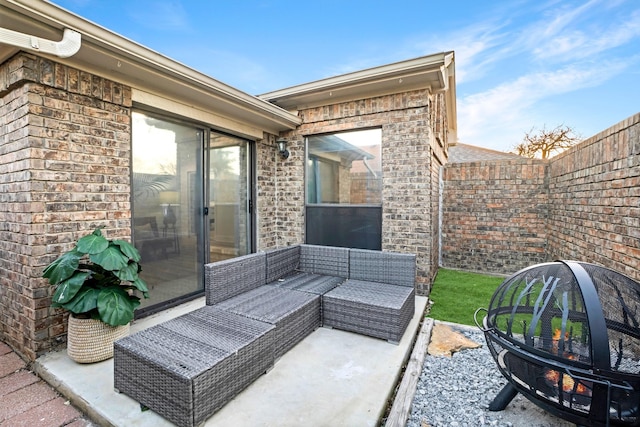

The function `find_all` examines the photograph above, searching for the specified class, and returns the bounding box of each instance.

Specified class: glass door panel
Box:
[208,132,250,262]
[131,112,205,313]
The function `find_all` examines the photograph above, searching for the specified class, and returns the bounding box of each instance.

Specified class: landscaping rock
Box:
[427,323,481,357]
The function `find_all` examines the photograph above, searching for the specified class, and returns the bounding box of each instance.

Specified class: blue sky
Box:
[51,0,640,153]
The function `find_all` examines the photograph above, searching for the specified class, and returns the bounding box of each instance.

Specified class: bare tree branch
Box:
[512,124,581,159]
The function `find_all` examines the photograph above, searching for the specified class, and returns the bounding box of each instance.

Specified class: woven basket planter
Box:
[67,316,130,363]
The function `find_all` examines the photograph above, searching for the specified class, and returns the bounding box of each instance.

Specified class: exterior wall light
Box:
[276,138,290,159]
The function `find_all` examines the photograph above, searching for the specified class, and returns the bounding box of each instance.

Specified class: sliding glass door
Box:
[131,112,252,314]
[208,131,251,262]
[131,112,205,312]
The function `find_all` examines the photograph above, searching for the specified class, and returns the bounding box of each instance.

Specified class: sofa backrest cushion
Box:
[299,245,349,278]
[265,245,301,283]
[205,252,266,305]
[349,249,416,287]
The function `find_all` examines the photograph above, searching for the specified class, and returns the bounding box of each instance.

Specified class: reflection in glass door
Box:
[208,132,250,262]
[131,112,205,313]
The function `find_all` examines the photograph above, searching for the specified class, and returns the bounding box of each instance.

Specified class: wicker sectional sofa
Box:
[114,244,416,427]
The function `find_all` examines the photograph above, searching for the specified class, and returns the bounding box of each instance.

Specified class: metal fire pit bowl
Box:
[475,261,640,427]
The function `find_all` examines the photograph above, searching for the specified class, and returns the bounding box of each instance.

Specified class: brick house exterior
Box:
[4,3,637,365]
[0,4,456,360]
[262,77,455,295]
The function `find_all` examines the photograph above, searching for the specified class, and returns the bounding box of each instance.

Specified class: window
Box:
[305,128,382,250]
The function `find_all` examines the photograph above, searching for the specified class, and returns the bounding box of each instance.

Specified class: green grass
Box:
[427,268,505,326]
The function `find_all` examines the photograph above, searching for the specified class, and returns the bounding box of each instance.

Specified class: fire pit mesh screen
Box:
[582,263,640,375]
[489,262,592,363]
[480,261,640,426]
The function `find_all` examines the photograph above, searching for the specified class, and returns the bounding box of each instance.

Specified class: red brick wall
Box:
[442,159,549,274]
[0,53,132,360]
[548,113,640,280]
[442,113,640,281]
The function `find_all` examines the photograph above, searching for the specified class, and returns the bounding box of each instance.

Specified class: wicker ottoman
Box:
[114,306,275,427]
[215,286,320,359]
[322,279,415,344]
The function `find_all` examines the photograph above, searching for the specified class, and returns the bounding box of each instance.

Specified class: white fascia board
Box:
[259,52,452,105]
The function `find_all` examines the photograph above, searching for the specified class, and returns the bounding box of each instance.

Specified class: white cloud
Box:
[532,8,640,61]
[533,0,600,40]
[409,22,513,85]
[458,61,628,150]
[446,0,640,151]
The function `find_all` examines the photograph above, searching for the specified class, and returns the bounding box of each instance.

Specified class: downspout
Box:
[438,166,444,267]
[0,27,81,58]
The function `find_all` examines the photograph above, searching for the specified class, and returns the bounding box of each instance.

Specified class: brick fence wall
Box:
[441,159,549,274]
[0,53,132,360]
[548,113,640,280]
[442,113,640,281]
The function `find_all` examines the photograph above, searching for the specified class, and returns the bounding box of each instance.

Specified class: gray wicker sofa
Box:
[114,244,416,427]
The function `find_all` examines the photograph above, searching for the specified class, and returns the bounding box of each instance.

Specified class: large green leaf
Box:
[115,262,139,282]
[52,271,91,303]
[113,239,141,262]
[43,250,81,285]
[90,246,128,271]
[132,277,149,298]
[97,287,138,326]
[76,230,109,255]
[60,287,100,315]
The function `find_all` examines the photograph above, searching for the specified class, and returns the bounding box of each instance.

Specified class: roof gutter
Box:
[0,26,81,58]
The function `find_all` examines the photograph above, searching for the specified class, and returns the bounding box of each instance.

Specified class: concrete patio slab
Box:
[35,296,428,427]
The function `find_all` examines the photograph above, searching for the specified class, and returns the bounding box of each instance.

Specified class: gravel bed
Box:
[406,325,574,427]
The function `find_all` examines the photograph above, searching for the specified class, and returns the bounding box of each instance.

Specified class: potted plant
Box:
[43,228,149,363]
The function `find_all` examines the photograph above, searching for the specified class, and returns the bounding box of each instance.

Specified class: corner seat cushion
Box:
[322,279,415,343]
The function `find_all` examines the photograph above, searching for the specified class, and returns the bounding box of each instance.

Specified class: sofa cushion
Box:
[268,271,344,295]
[322,279,415,343]
[215,286,320,359]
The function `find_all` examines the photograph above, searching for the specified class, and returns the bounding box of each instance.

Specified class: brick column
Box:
[0,53,132,360]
